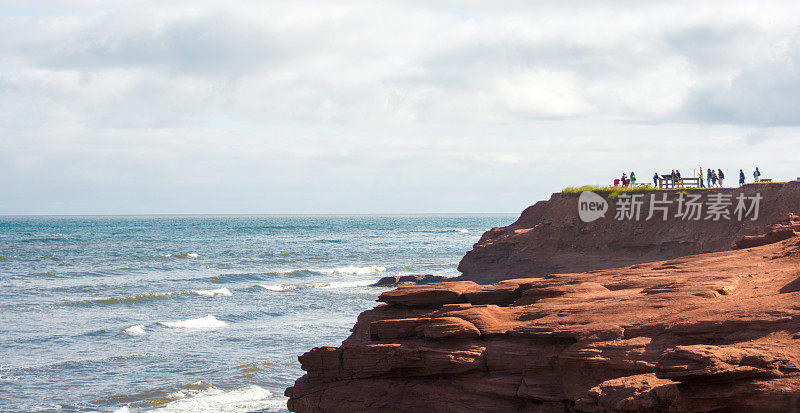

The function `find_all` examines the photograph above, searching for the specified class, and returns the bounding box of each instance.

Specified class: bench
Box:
[658,176,700,189]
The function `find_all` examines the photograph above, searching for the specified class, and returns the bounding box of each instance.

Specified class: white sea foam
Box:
[315,265,386,275]
[162,253,199,258]
[192,287,232,297]
[455,229,469,233]
[257,279,377,290]
[256,284,299,292]
[123,324,146,336]
[152,385,281,412]
[159,315,228,329]
[311,279,378,289]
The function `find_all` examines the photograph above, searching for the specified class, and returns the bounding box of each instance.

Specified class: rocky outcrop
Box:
[733,213,800,249]
[286,235,800,412]
[458,182,800,283]
[371,274,449,287]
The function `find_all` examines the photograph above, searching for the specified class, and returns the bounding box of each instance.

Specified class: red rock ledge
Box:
[458,182,800,283]
[287,236,800,412]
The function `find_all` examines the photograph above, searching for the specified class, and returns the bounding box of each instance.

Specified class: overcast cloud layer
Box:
[2,0,800,214]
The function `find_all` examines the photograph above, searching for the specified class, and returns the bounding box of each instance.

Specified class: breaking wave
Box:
[209,265,386,283]
[158,315,228,329]
[122,324,146,336]
[312,265,386,275]
[63,288,232,306]
[162,253,199,259]
[310,280,378,289]
[193,288,233,297]
[255,279,378,291]
[152,384,280,412]
[255,284,299,292]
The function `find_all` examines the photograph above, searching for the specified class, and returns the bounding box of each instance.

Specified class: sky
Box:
[2,0,800,214]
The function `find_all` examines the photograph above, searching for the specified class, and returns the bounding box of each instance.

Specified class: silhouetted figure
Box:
[653,172,659,186]
[707,168,713,188]
[739,169,745,186]
[718,169,725,187]
[621,172,628,187]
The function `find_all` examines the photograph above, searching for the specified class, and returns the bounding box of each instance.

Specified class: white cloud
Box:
[2,0,800,213]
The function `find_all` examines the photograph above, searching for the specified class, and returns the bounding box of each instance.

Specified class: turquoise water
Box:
[0,215,514,412]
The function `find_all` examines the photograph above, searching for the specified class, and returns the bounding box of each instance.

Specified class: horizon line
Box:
[0,212,519,217]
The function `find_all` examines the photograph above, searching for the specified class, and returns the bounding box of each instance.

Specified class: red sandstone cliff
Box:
[458,182,800,283]
[286,183,800,412]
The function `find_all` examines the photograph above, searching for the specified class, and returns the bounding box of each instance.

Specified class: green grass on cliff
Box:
[561,185,693,199]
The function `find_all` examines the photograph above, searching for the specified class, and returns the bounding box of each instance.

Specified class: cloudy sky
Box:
[2,0,800,214]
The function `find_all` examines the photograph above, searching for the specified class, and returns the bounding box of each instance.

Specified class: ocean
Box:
[0,214,514,412]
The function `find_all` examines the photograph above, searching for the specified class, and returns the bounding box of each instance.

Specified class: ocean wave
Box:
[255,284,299,292]
[158,315,228,329]
[192,288,232,297]
[313,239,343,243]
[122,324,146,336]
[411,229,472,234]
[18,236,71,242]
[162,253,199,259]
[314,265,386,275]
[209,265,386,282]
[310,279,379,289]
[63,288,232,307]
[150,385,281,412]
[255,279,378,291]
[208,272,277,283]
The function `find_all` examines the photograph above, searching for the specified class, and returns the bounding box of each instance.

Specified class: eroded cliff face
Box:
[287,235,800,412]
[457,182,800,283]
[285,182,800,412]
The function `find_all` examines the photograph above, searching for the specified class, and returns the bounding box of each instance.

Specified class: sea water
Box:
[0,214,514,412]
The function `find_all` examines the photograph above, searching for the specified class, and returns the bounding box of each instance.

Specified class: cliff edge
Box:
[286,182,800,412]
[458,182,800,283]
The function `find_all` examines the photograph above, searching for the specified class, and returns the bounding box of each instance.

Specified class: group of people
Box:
[703,168,725,188]
[616,167,764,188]
[620,171,637,187]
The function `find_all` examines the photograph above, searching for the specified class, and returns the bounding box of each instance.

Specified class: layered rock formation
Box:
[458,182,800,283]
[286,182,800,412]
[287,238,800,411]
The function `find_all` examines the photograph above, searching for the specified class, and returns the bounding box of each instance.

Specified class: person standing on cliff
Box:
[740,169,746,186]
[653,172,659,187]
[711,170,718,187]
[621,172,628,187]
[718,169,725,187]
[754,167,761,183]
[630,171,637,187]
[707,168,713,188]
[699,169,705,188]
